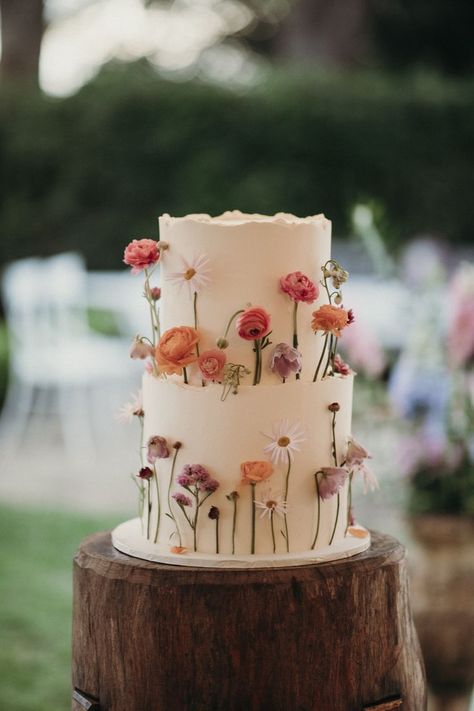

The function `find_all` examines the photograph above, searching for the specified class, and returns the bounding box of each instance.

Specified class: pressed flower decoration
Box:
[262,419,306,552]
[280,271,318,379]
[198,348,227,382]
[241,460,274,554]
[155,326,200,383]
[173,464,220,551]
[270,343,302,382]
[143,435,170,542]
[254,488,287,554]
[312,259,353,382]
[123,237,167,349]
[236,306,272,385]
[166,254,211,358]
[226,490,240,554]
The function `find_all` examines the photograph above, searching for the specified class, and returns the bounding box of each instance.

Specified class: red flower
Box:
[236,307,271,341]
[280,271,319,304]
[123,239,160,274]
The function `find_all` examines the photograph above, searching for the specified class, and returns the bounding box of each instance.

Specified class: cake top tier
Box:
[157,211,333,385]
[160,211,330,227]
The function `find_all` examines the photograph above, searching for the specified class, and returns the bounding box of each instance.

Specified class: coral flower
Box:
[198,348,227,381]
[155,326,200,375]
[280,271,319,303]
[123,238,160,274]
[311,304,351,338]
[240,460,274,484]
[236,307,271,341]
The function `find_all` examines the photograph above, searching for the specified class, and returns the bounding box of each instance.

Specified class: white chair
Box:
[0,253,133,460]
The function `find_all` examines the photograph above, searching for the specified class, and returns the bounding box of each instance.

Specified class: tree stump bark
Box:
[72,531,426,711]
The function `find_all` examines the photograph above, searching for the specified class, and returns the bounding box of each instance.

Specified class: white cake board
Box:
[112,518,371,569]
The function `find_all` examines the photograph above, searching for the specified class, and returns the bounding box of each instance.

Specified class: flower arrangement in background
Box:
[390,260,474,517]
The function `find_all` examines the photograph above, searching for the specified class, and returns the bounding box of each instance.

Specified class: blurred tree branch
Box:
[0,0,44,87]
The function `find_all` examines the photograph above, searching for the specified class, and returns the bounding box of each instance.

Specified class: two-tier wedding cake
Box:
[112,211,377,568]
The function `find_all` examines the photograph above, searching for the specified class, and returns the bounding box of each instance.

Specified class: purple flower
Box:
[177,464,212,487]
[208,506,220,520]
[317,467,348,500]
[137,466,153,480]
[147,436,170,463]
[177,473,193,488]
[201,478,219,493]
[172,492,192,507]
[270,343,302,379]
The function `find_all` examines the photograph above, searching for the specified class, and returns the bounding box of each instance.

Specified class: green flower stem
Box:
[270,511,276,554]
[311,472,322,549]
[193,487,199,552]
[153,464,161,543]
[250,483,256,554]
[183,367,188,385]
[223,309,245,340]
[292,302,300,380]
[331,410,338,466]
[146,480,151,540]
[231,499,237,555]
[345,473,353,535]
[193,291,200,357]
[322,335,334,378]
[138,416,145,535]
[167,448,181,546]
[252,339,262,386]
[283,451,291,553]
[215,518,219,554]
[313,333,329,382]
[328,493,340,546]
[144,269,160,346]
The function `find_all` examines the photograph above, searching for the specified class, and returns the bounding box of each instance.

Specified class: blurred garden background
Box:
[0,1,473,710]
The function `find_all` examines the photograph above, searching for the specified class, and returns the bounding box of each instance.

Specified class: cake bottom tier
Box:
[112,518,370,569]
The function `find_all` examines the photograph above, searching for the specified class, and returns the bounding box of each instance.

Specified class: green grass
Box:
[0,504,122,711]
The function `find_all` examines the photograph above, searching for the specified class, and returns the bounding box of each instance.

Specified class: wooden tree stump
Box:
[72,531,426,711]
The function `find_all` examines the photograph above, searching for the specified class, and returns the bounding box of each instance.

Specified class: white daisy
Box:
[262,419,307,466]
[254,489,287,519]
[116,391,143,423]
[166,254,212,298]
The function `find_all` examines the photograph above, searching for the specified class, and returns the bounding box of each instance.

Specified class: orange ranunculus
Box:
[155,326,200,375]
[240,460,274,484]
[311,304,349,338]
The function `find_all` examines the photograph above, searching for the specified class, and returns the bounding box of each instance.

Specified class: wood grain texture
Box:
[72,531,426,711]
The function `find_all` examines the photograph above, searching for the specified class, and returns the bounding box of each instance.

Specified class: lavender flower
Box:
[201,478,220,493]
[147,436,170,463]
[172,492,192,507]
[178,464,211,486]
[177,473,193,488]
[270,343,302,379]
[317,467,348,500]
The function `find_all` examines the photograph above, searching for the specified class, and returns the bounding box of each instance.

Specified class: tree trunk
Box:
[273,0,371,68]
[72,530,426,710]
[0,0,44,87]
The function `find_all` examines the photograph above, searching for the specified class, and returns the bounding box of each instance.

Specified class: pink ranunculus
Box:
[123,238,160,274]
[198,349,227,381]
[236,307,271,341]
[280,271,319,304]
[317,467,348,500]
[270,343,302,379]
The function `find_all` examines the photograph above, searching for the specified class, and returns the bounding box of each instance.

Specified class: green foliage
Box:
[1,62,473,270]
[408,451,474,517]
[0,503,122,711]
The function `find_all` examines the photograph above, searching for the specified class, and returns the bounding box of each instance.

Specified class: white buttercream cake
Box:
[113,211,375,568]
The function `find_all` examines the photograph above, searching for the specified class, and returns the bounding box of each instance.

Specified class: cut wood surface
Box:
[72,531,426,711]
